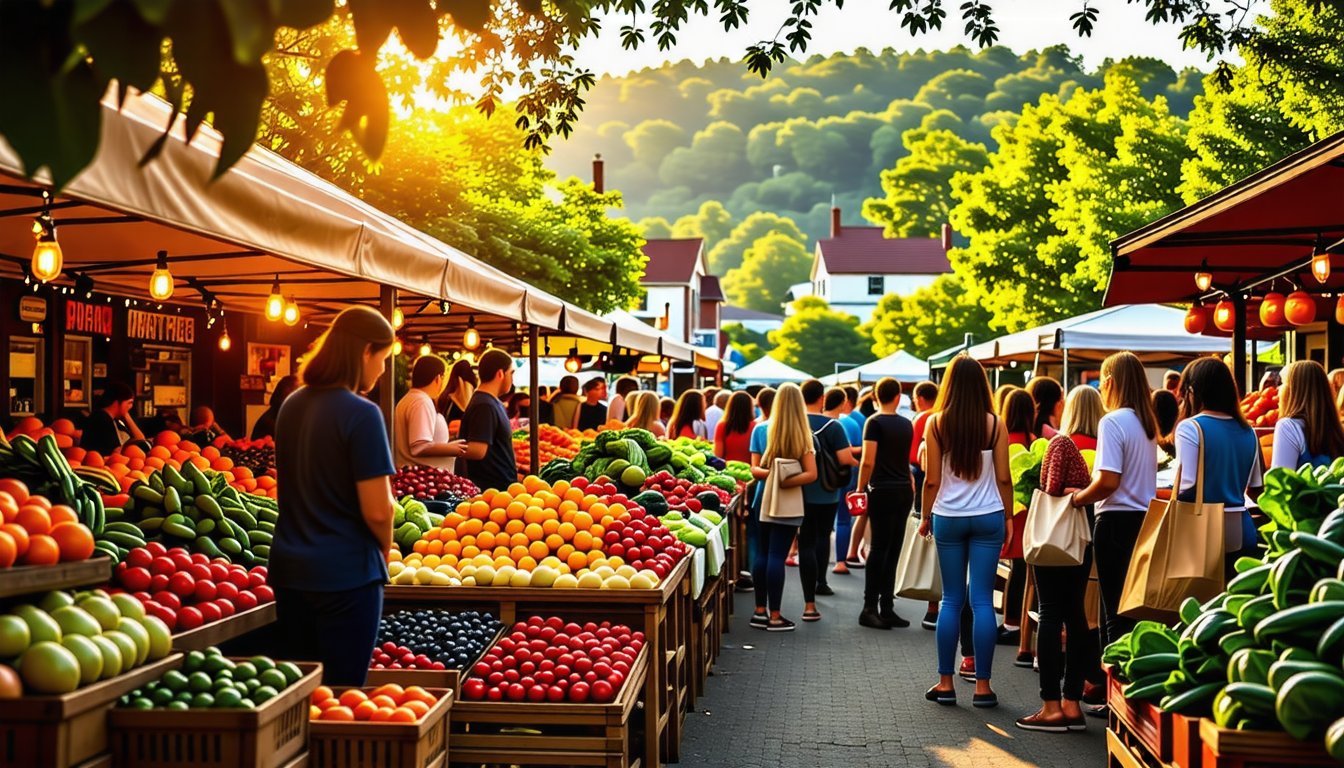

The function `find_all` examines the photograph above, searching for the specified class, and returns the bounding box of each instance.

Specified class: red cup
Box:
[845,491,868,516]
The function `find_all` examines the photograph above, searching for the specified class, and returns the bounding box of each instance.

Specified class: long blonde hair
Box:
[1062,385,1103,439]
[626,391,659,432]
[762,383,811,467]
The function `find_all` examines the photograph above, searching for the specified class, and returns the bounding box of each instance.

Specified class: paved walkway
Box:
[678,564,1106,768]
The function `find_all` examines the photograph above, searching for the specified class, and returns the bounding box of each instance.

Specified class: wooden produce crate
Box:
[1198,719,1337,768]
[1170,712,1203,768]
[687,571,723,703]
[364,668,459,695]
[0,653,182,768]
[171,602,278,651]
[0,556,113,598]
[107,661,321,768]
[1107,664,1174,764]
[309,687,453,768]
[450,644,648,768]
[722,545,736,623]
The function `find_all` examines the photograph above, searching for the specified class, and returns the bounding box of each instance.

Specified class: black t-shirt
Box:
[80,410,127,456]
[577,402,608,431]
[460,391,517,492]
[863,413,914,490]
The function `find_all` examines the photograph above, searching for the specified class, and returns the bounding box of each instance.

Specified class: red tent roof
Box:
[815,227,950,275]
[640,238,703,284]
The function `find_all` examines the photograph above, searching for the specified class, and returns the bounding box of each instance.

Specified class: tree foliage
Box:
[723,322,774,364]
[866,276,994,360]
[768,298,875,377]
[707,213,807,275]
[722,232,813,314]
[863,116,990,238]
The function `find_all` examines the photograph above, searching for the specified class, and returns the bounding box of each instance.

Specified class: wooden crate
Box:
[1170,712,1202,768]
[687,572,723,703]
[308,687,453,768]
[0,556,113,598]
[1107,665,1173,763]
[450,644,648,768]
[0,652,182,768]
[1198,718,1336,768]
[107,660,322,768]
[171,603,278,651]
[364,669,459,694]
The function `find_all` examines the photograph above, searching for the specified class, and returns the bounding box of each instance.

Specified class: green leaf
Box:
[325,48,389,159]
[74,0,162,96]
[219,0,278,65]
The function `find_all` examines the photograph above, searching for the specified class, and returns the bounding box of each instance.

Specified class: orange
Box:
[510,545,530,562]
[426,540,444,556]
[148,445,171,460]
[476,532,496,550]
[20,494,50,511]
[443,541,461,557]
[0,531,15,568]
[573,511,594,530]
[353,700,379,721]
[563,488,584,503]
[421,528,441,541]
[321,706,355,721]
[461,519,483,536]
[469,500,490,519]
[211,457,234,471]
[371,683,404,701]
[517,556,537,571]
[557,522,576,541]
[444,512,466,528]
[201,446,221,460]
[179,440,200,453]
[522,506,543,525]
[144,457,165,471]
[586,550,604,566]
[24,535,60,566]
[480,489,498,506]
[49,522,94,562]
[493,546,510,559]
[504,520,525,536]
[388,707,418,723]
[506,501,527,520]
[369,707,395,722]
[440,527,457,542]
[401,699,431,717]
[488,507,507,526]
[528,541,549,560]
[567,551,588,571]
[482,521,501,535]
[15,507,51,536]
[0,493,17,524]
[541,519,560,536]
[310,705,322,720]
[461,545,480,559]
[312,686,335,704]
[317,697,342,711]
[523,523,544,541]
[544,534,564,551]
[338,689,369,708]
[573,531,592,551]
[589,524,604,540]
[509,533,528,549]
[370,694,399,710]
[1,525,29,557]
[412,539,429,554]
[552,480,571,495]
[83,451,105,468]
[508,482,526,496]
[459,535,476,549]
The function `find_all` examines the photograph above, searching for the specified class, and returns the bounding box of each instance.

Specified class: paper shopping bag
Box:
[1023,489,1091,567]
[894,514,942,602]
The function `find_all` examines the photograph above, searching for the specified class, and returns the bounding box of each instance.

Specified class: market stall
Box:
[728,355,811,386]
[819,349,927,385]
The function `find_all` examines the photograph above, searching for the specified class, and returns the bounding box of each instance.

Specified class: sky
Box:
[567,0,1236,78]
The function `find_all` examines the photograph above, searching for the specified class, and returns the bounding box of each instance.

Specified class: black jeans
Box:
[798,501,835,602]
[1093,512,1145,648]
[1033,547,1098,702]
[1005,557,1027,626]
[275,579,384,686]
[864,486,913,609]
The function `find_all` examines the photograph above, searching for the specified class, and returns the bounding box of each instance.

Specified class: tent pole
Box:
[529,324,540,476]
[379,285,397,439]
[1233,293,1249,396]
[1062,349,1069,393]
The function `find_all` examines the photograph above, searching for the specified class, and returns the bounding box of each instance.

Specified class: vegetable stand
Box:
[308,686,453,768]
[0,558,113,599]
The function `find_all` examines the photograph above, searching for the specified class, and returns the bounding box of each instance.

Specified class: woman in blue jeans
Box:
[919,355,1014,708]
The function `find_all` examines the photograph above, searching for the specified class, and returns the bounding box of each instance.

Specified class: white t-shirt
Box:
[394,389,456,471]
[1174,414,1263,511]
[607,394,628,423]
[1270,417,1307,471]
[704,405,724,438]
[1094,408,1159,515]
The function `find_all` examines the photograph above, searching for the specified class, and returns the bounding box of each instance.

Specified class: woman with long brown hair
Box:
[1026,376,1064,439]
[1272,360,1344,469]
[669,390,708,439]
[997,388,1036,658]
[715,391,757,464]
[920,355,1013,708]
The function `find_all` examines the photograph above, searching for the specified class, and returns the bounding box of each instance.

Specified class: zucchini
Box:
[100,530,147,549]
[1124,653,1181,681]
[1224,682,1277,717]
[1160,681,1223,715]
[1290,532,1344,568]
[195,495,224,521]
[133,485,164,505]
[1254,601,1344,645]
[1316,616,1344,664]
[162,514,195,539]
[1268,660,1342,692]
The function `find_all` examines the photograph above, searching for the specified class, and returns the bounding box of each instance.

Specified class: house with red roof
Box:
[809,206,953,322]
[631,237,725,353]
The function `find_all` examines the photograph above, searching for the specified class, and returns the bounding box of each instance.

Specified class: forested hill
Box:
[544,45,1201,244]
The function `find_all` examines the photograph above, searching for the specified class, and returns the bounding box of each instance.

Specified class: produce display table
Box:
[171,602,278,651]
[0,556,113,598]
[309,686,453,768]
[383,556,690,768]
[687,570,724,703]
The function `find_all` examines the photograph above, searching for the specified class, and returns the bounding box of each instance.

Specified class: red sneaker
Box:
[959,656,976,681]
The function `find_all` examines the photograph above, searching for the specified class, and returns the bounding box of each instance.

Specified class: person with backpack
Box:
[798,379,860,621]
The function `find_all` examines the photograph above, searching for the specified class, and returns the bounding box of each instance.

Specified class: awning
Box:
[730,355,812,385]
[517,308,697,363]
[821,350,928,384]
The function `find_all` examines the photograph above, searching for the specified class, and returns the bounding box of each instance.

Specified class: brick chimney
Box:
[941,222,952,251]
[592,153,604,194]
[830,204,841,238]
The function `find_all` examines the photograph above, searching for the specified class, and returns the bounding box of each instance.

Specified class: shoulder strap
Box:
[987,414,998,450]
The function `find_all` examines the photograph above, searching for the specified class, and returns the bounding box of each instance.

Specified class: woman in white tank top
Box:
[919,356,1014,709]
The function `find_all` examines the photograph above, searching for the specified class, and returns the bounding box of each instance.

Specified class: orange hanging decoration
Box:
[1259,292,1286,327]
[1213,300,1236,332]
[1184,305,1207,334]
[1285,291,1317,326]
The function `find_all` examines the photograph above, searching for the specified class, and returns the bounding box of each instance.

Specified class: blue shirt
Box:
[272,387,396,592]
[846,410,867,431]
[749,421,770,509]
[805,414,851,504]
[838,414,863,493]
[1176,414,1262,510]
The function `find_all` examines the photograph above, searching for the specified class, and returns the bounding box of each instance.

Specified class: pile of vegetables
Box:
[0,432,108,539]
[220,436,275,475]
[1241,386,1281,428]
[1104,463,1344,760]
[539,431,742,497]
[392,466,479,505]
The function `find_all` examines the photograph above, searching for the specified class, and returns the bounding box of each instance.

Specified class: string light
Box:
[31,222,62,283]
[1213,300,1235,332]
[1285,290,1316,326]
[419,338,433,357]
[1260,292,1286,327]
[660,357,671,374]
[564,346,582,373]
[218,320,232,351]
[463,315,480,350]
[1194,259,1212,293]
[149,250,174,301]
[392,307,404,329]
[1313,251,1332,284]
[393,339,403,356]
[283,296,300,327]
[265,275,284,321]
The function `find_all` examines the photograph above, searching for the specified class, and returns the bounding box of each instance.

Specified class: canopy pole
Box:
[529,324,540,476]
[379,285,397,438]
[1329,306,1344,376]
[1233,293,1249,396]
[1062,348,1069,393]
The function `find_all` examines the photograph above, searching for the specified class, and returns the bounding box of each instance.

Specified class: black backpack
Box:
[813,420,852,492]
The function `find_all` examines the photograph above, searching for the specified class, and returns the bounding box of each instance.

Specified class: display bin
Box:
[383,556,688,768]
[0,652,182,768]
[364,607,507,700]
[171,603,278,651]
[449,644,648,768]
[721,545,736,624]
[687,571,723,703]
[1170,712,1203,768]
[308,686,453,768]
[1198,718,1336,768]
[106,660,322,768]
[0,556,113,598]
[1107,664,1173,763]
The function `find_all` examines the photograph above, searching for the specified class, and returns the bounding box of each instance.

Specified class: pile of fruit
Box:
[391,496,446,553]
[639,472,731,515]
[110,545,272,632]
[372,609,503,672]
[0,434,110,540]
[0,484,98,567]
[117,648,304,710]
[1240,386,1280,428]
[386,475,688,589]
[513,425,585,473]
[460,616,644,704]
[1103,462,1344,759]
[311,683,441,722]
[81,431,276,500]
[540,431,742,496]
[220,436,275,475]
[0,589,172,694]
[5,417,79,447]
[102,464,277,567]
[392,466,479,504]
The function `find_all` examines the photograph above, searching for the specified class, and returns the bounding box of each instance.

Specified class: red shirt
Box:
[1070,434,1098,451]
[910,411,933,464]
[715,419,756,464]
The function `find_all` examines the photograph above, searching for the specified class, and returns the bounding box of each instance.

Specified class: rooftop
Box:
[815,226,950,276]
[721,305,784,322]
[699,274,724,302]
[641,238,704,284]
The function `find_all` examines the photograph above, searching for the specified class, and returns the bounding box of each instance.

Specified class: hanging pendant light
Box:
[660,357,671,374]
[265,275,285,321]
[1335,296,1344,326]
[463,315,480,350]
[1285,290,1317,326]
[392,307,405,329]
[1259,292,1287,327]
[1313,251,1332,284]
[564,346,582,373]
[1194,259,1212,293]
[218,321,232,351]
[149,250,174,301]
[31,221,62,283]
[1184,304,1207,334]
[419,338,432,357]
[393,338,404,356]
[282,296,300,327]
[1213,300,1236,332]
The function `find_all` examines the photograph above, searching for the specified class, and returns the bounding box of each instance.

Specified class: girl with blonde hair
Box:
[625,391,666,438]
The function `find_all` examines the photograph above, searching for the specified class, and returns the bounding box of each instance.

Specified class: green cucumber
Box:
[1224,682,1277,717]
[1316,616,1344,664]
[133,485,164,505]
[1228,563,1273,595]
[252,544,269,561]
[195,495,224,521]
[1238,594,1277,630]
[1254,602,1344,645]
[224,507,258,530]
[101,530,147,549]
[1124,653,1181,681]
[1268,660,1343,692]
[1290,532,1344,568]
[162,514,195,539]
[1160,681,1223,715]
[138,516,165,531]
[218,537,243,556]
[194,537,225,559]
[246,530,272,546]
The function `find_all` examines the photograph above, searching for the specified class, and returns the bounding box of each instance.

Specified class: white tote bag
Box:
[894,514,942,601]
[1023,489,1092,567]
[760,458,805,522]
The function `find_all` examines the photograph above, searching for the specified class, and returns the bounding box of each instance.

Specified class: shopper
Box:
[1172,358,1265,576]
[854,377,914,630]
[507,392,531,431]
[998,388,1036,650]
[920,355,1012,709]
[187,406,231,444]
[438,360,478,437]
[1027,376,1064,440]
[742,387,776,596]
[1330,368,1344,399]
[271,305,397,686]
[1271,360,1344,470]
[394,355,468,470]
[714,391,757,464]
[81,382,146,456]
[1152,388,1179,453]
[704,388,725,437]
[1016,388,1102,733]
[798,379,859,620]
[658,397,675,428]
[843,388,878,571]
[1002,390,1036,446]
[607,376,640,422]
[1164,370,1181,393]
[550,375,583,431]
[993,384,1020,415]
[1069,352,1158,658]
[536,385,554,427]
[825,387,863,577]
[749,383,818,632]
[626,391,667,438]
[1259,369,1282,390]
[460,349,519,493]
[905,380,940,630]
[251,375,299,440]
[669,390,708,439]
[577,377,609,431]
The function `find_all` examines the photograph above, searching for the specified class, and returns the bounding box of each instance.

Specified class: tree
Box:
[722,233,813,313]
[669,201,735,251]
[707,213,807,275]
[638,217,674,239]
[769,298,875,377]
[867,275,995,360]
[862,121,990,238]
[723,322,774,364]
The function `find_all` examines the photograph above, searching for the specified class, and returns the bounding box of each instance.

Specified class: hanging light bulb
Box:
[393,338,404,356]
[1183,304,1207,334]
[1285,290,1317,326]
[283,296,300,327]
[1213,300,1236,332]
[218,322,232,351]
[564,346,582,373]
[419,338,432,357]
[1335,296,1344,326]
[31,221,62,283]
[1194,260,1212,292]
[463,315,480,350]
[148,250,174,301]
[1260,292,1287,327]
[1313,251,1332,284]
[392,306,405,329]
[660,357,671,374]
[265,275,284,321]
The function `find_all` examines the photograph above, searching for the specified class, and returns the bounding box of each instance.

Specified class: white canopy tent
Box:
[821,350,928,385]
[731,355,812,385]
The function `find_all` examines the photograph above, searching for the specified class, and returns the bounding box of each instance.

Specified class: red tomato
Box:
[209,563,230,582]
[569,682,590,702]
[216,581,240,601]
[253,585,274,603]
[149,557,177,576]
[235,590,259,610]
[462,679,485,700]
[121,566,152,592]
[152,591,182,611]
[592,680,613,702]
[177,606,204,631]
[194,580,217,602]
[127,548,154,569]
[228,569,250,589]
[145,541,167,557]
[198,602,222,623]
[215,598,236,617]
[168,572,196,597]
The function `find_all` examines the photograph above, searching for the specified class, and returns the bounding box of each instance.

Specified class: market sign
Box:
[128,309,195,344]
[66,300,113,335]
[18,296,46,322]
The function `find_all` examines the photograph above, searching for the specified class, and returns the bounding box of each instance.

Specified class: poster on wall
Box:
[247,344,291,380]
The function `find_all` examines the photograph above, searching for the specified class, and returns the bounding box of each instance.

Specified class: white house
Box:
[631,238,725,354]
[809,206,952,323]
[721,305,785,335]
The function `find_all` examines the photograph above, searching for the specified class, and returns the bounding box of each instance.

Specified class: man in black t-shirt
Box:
[576,377,608,431]
[460,350,518,492]
[854,377,914,630]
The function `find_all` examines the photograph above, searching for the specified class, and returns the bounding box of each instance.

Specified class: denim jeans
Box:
[834,499,853,564]
[753,519,798,612]
[933,512,1005,680]
[799,502,836,602]
[275,579,384,686]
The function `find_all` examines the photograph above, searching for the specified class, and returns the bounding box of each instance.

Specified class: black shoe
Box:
[767,617,796,632]
[925,686,956,705]
[844,557,865,569]
[1085,704,1109,719]
[997,626,1021,646]
[815,584,835,596]
[749,612,769,629]
[859,609,891,630]
[1082,682,1107,707]
[736,574,755,593]
[921,611,938,631]
[1014,652,1035,668]
[878,610,910,628]
[972,692,999,708]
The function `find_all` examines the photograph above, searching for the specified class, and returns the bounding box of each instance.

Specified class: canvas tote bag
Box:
[894,514,942,601]
[760,458,805,521]
[1023,488,1092,567]
[1119,421,1225,620]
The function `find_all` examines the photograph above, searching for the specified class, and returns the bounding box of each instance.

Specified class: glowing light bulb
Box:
[393,339,403,356]
[565,356,581,373]
[463,315,480,350]
[392,307,404,329]
[219,328,232,351]
[1313,251,1332,284]
[31,231,62,283]
[1194,271,1212,292]
[265,277,284,321]
[419,341,432,357]
[149,250,173,300]
[283,296,300,326]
